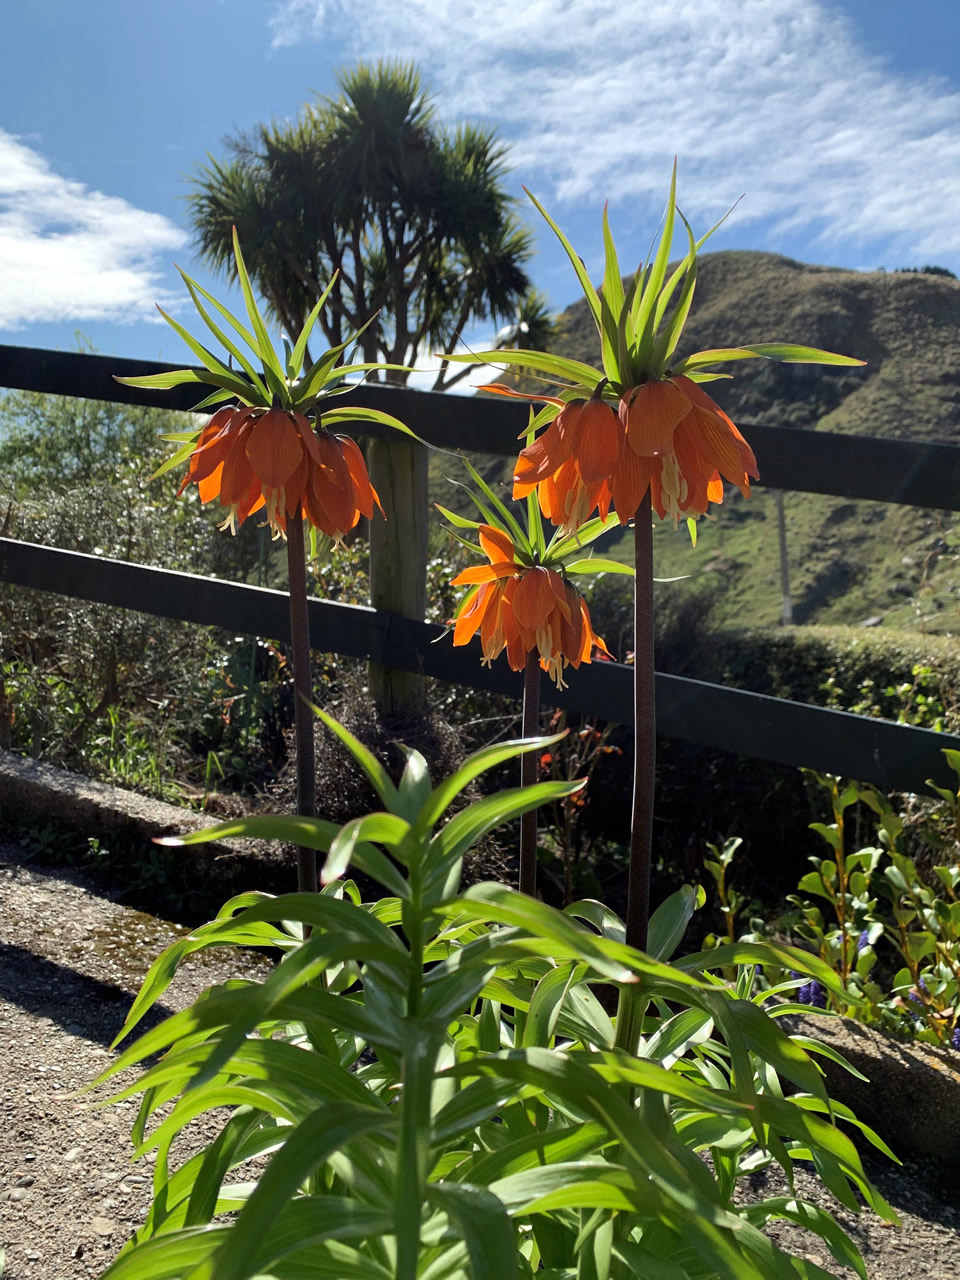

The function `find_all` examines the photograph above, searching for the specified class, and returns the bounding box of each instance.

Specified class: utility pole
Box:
[774,489,793,625]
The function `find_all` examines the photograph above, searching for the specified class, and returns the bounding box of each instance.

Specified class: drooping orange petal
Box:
[231,472,266,527]
[610,433,656,523]
[506,589,538,656]
[294,411,323,464]
[689,405,753,492]
[671,415,716,515]
[450,562,516,585]
[196,461,224,504]
[547,569,571,619]
[306,432,359,539]
[479,524,516,566]
[575,401,621,485]
[177,406,244,495]
[512,404,579,496]
[511,567,558,631]
[672,376,758,482]
[505,628,527,672]
[284,451,311,518]
[621,379,691,457]
[244,409,304,489]
[537,458,604,534]
[219,419,258,507]
[560,581,584,662]
[338,435,382,519]
[479,580,509,661]
[453,583,492,646]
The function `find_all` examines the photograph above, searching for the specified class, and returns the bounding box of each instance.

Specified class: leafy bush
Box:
[775,761,960,1050]
[674,624,960,731]
[91,713,895,1280]
[0,387,378,795]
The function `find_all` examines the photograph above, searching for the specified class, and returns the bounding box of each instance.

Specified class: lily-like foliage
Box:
[439,454,630,686]
[91,708,895,1280]
[444,165,864,533]
[115,228,417,539]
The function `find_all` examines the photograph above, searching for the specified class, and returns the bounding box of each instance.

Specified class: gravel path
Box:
[2,839,960,1279]
[0,841,271,1279]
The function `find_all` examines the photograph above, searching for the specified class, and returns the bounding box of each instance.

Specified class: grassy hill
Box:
[552,252,960,635]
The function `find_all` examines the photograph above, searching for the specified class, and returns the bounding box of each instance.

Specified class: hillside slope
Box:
[553,252,960,633]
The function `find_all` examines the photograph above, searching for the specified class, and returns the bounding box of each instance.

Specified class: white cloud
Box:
[268,0,960,266]
[0,130,186,331]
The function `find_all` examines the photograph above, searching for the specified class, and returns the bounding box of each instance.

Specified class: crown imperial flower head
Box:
[115,227,413,541]
[179,403,381,539]
[451,164,863,539]
[440,456,628,689]
[450,524,609,689]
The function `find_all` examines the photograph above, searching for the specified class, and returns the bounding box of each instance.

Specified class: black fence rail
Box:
[5,344,960,509]
[3,536,958,795]
[2,343,960,795]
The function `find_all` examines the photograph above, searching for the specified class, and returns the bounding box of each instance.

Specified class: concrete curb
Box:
[0,750,293,910]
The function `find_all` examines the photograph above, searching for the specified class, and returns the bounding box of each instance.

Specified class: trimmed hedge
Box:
[671,624,960,732]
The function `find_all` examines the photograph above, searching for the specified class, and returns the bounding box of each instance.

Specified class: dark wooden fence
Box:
[2,342,960,795]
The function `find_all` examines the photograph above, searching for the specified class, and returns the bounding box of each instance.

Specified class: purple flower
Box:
[908,977,930,1005]
[796,979,827,1010]
[857,930,870,953]
[951,1026,960,1051]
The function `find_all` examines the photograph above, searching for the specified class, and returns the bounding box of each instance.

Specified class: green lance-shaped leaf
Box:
[416,731,568,836]
[426,1182,518,1280]
[231,226,287,395]
[632,159,678,372]
[462,1121,613,1185]
[395,1021,442,1280]
[461,453,530,553]
[288,272,339,379]
[154,304,259,400]
[444,344,602,390]
[524,184,603,329]
[599,201,627,382]
[320,402,425,442]
[521,962,581,1049]
[200,1104,393,1280]
[544,511,621,560]
[427,780,586,886]
[176,267,270,399]
[563,557,635,576]
[647,884,706,960]
[740,1197,867,1280]
[323,812,412,883]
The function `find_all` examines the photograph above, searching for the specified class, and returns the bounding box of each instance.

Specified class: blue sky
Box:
[3,0,960,368]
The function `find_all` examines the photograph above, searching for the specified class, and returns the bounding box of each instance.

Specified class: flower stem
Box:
[626,493,655,952]
[286,513,317,894]
[519,648,541,897]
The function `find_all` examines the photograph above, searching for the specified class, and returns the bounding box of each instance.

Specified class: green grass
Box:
[598,489,960,635]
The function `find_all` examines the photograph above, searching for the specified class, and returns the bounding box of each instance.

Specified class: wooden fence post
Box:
[367,435,428,713]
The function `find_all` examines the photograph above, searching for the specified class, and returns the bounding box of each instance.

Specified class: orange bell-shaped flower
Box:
[450,524,610,688]
[179,405,382,540]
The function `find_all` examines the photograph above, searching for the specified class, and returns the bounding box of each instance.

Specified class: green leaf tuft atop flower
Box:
[115,228,417,539]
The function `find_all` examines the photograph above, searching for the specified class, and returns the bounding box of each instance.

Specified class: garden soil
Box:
[2,840,960,1280]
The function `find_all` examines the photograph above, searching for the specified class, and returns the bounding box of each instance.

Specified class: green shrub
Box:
[90,713,895,1279]
[677,624,960,730]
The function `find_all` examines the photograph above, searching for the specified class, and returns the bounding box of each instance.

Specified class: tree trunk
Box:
[367,434,428,713]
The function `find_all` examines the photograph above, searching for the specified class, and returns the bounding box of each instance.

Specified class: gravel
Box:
[2,839,960,1279]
